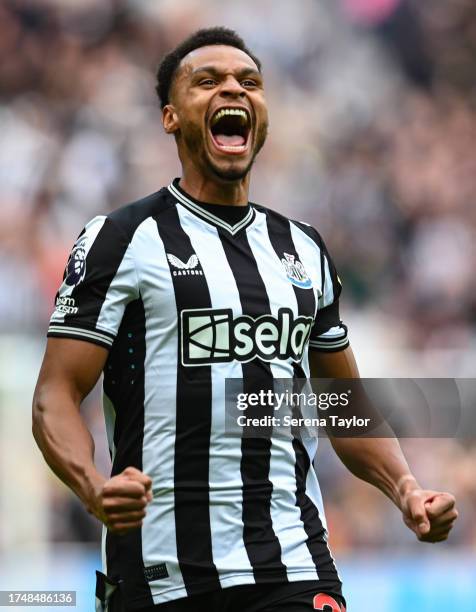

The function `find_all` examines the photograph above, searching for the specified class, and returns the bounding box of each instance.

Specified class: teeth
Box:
[211,108,248,126]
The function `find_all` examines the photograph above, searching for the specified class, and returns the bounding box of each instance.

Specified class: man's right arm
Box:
[32,337,152,534]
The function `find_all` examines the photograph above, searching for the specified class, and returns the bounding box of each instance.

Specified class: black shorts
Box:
[108,581,346,612]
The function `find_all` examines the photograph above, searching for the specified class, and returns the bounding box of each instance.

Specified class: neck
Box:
[178,165,250,206]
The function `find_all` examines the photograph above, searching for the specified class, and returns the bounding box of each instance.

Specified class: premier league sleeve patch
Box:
[64,236,87,287]
[48,214,136,349]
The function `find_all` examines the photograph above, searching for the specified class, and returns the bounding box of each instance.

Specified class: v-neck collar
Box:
[168,180,255,236]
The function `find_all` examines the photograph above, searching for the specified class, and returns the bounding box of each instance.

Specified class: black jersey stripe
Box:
[218,227,288,583]
[293,439,342,586]
[155,207,220,595]
[264,213,316,321]
[64,218,131,328]
[262,208,315,432]
[320,239,342,304]
[103,296,154,607]
[289,221,327,303]
[262,213,316,380]
[264,212,339,580]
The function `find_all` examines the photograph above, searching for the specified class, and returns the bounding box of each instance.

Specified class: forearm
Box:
[310,346,458,541]
[309,346,419,509]
[329,436,419,509]
[32,386,105,513]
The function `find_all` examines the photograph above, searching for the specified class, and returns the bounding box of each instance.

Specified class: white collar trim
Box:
[168,182,254,236]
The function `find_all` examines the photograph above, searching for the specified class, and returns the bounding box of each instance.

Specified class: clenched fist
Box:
[401,489,458,543]
[89,467,153,535]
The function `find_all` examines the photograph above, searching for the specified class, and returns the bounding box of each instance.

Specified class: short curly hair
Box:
[156,26,261,108]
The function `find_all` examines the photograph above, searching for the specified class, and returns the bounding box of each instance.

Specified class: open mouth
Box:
[209,107,251,154]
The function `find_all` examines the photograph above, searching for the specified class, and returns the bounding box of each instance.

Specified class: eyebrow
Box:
[191,65,261,78]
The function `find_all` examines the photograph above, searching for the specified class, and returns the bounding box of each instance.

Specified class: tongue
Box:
[214,133,245,147]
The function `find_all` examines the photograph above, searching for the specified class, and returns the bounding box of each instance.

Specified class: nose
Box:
[219,75,246,98]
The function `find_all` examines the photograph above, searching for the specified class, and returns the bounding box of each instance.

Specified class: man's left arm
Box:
[309,346,458,542]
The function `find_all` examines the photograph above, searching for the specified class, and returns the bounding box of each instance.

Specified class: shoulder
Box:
[106,187,175,241]
[253,202,324,249]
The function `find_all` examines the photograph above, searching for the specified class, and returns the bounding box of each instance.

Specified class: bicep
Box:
[35,338,109,405]
[309,345,360,379]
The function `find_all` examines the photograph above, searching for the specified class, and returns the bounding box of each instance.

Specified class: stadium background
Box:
[0,0,475,610]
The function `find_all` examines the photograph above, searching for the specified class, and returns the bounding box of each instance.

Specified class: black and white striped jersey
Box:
[48,179,349,609]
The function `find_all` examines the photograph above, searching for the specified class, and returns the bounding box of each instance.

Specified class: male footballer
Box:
[33,27,458,612]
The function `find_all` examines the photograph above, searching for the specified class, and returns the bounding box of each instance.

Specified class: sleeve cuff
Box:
[308,324,349,352]
[47,324,115,349]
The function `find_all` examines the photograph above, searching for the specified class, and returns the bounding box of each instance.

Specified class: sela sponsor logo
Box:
[281,253,312,289]
[167,253,203,276]
[55,296,78,315]
[181,307,313,366]
[65,237,87,287]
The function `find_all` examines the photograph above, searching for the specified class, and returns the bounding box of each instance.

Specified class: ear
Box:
[162,105,180,134]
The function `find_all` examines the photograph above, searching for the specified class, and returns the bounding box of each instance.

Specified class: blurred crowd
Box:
[2,0,476,350]
[1,0,475,550]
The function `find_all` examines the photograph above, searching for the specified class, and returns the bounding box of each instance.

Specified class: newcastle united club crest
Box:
[281,253,312,289]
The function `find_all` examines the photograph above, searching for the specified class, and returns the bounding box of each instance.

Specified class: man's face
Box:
[163,45,268,182]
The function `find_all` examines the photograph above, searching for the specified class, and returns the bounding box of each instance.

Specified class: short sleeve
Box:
[47,215,139,349]
[308,234,349,353]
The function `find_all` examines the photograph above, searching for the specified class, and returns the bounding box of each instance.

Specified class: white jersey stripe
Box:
[133,217,186,600]
[176,205,255,585]
[96,242,138,333]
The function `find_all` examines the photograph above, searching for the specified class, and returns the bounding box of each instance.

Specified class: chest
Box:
[138,219,321,320]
